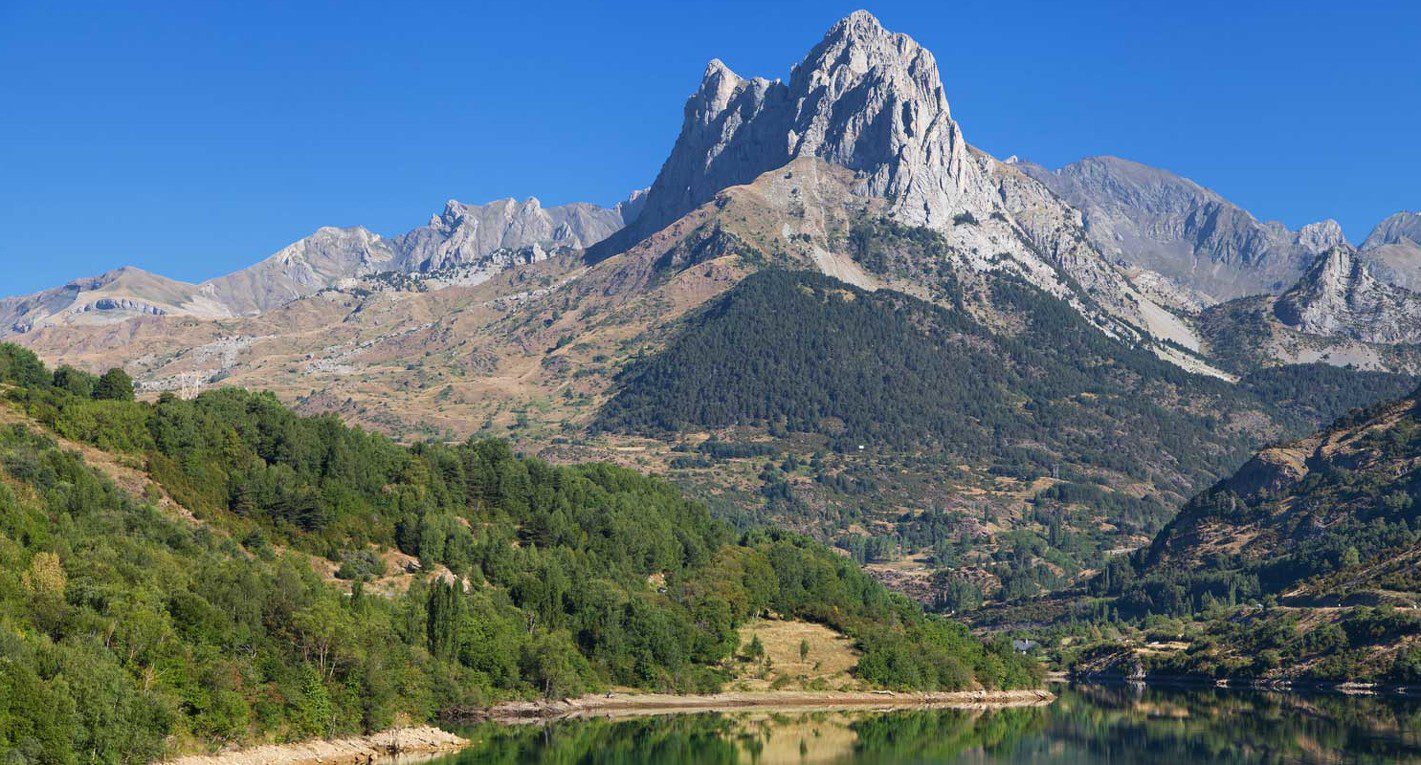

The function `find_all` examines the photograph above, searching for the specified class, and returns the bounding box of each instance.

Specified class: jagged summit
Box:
[1273,247,1421,344]
[593,10,975,258]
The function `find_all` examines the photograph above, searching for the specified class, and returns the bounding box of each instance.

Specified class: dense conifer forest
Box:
[599,268,1416,499]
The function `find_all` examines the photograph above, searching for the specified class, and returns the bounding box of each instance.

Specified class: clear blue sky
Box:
[2,0,1417,297]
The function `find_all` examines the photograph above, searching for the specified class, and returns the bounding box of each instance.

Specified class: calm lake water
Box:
[425,685,1420,764]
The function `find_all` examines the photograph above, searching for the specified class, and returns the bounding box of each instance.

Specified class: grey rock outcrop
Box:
[204,226,397,314]
[598,10,977,256]
[393,197,628,274]
[1273,248,1421,345]
[1360,211,1421,291]
[1018,156,1342,301]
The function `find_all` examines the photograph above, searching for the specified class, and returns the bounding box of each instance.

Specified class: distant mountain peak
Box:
[1020,155,1341,301]
[1364,210,1421,249]
[1295,219,1346,251]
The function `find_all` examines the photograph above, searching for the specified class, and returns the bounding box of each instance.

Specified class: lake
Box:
[423,684,1420,764]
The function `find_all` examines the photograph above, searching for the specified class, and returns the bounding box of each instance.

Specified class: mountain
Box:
[4,10,1417,616]
[393,197,635,274]
[1361,211,1421,291]
[592,11,1205,359]
[1,196,638,333]
[203,225,398,314]
[1272,247,1421,345]
[0,266,232,334]
[1018,156,1344,302]
[602,10,975,251]
[1040,386,1421,686]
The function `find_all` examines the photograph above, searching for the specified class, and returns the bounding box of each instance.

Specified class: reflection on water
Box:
[428,685,1421,764]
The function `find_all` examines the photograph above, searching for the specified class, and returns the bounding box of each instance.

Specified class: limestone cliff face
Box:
[393,198,629,274]
[1018,156,1343,301]
[1273,248,1421,345]
[606,10,978,252]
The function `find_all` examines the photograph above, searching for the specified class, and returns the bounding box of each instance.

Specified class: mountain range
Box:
[4,10,1419,612]
[0,195,642,333]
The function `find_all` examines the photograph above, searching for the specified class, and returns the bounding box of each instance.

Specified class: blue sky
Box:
[2,0,1417,297]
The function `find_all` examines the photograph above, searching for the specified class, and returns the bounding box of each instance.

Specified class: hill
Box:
[995,386,1420,685]
[0,343,1039,761]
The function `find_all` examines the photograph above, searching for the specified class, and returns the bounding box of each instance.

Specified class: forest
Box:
[0,343,1039,763]
[599,268,1416,502]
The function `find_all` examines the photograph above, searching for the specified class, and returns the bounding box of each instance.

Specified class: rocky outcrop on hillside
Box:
[1360,211,1421,291]
[0,266,232,334]
[1017,156,1343,301]
[1273,248,1421,345]
[203,226,398,314]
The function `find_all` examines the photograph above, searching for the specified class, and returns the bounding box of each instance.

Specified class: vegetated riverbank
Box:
[162,726,467,765]
[470,688,1056,722]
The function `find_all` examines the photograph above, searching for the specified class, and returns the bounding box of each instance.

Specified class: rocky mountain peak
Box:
[594,10,975,258]
[1358,211,1421,291]
[1363,211,1421,249]
[1294,219,1346,252]
[1273,247,1421,344]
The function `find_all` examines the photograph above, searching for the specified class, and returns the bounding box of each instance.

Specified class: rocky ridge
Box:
[1016,155,1345,302]
[1273,248,1421,345]
[1360,211,1421,291]
[2,196,639,336]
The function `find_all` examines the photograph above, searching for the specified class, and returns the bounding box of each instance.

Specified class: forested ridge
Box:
[599,267,1416,499]
[0,344,1039,763]
[1005,386,1420,685]
[1112,386,1420,618]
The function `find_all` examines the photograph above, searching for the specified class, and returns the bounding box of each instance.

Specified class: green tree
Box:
[93,367,135,401]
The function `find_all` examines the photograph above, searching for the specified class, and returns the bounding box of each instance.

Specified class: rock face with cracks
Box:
[1274,247,1421,345]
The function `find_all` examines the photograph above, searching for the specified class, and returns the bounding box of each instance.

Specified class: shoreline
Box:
[162,725,467,765]
[157,689,1054,763]
[1069,673,1420,698]
[472,688,1056,722]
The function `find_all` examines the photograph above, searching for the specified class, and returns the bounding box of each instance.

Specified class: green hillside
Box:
[0,344,1039,762]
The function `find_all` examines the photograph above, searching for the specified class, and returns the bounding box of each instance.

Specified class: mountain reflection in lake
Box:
[427,685,1420,764]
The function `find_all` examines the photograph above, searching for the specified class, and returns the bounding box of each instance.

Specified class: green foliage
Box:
[599,267,1411,505]
[93,368,136,401]
[0,343,1041,759]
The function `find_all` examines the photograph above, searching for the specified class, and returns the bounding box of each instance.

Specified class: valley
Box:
[1,7,1419,762]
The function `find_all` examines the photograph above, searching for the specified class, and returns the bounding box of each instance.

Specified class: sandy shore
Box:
[163,726,467,765]
[482,688,1055,722]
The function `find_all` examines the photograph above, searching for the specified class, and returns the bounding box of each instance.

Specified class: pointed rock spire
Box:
[1274,247,1421,344]
[593,10,978,259]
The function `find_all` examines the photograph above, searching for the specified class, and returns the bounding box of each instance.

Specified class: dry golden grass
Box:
[731,618,863,692]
